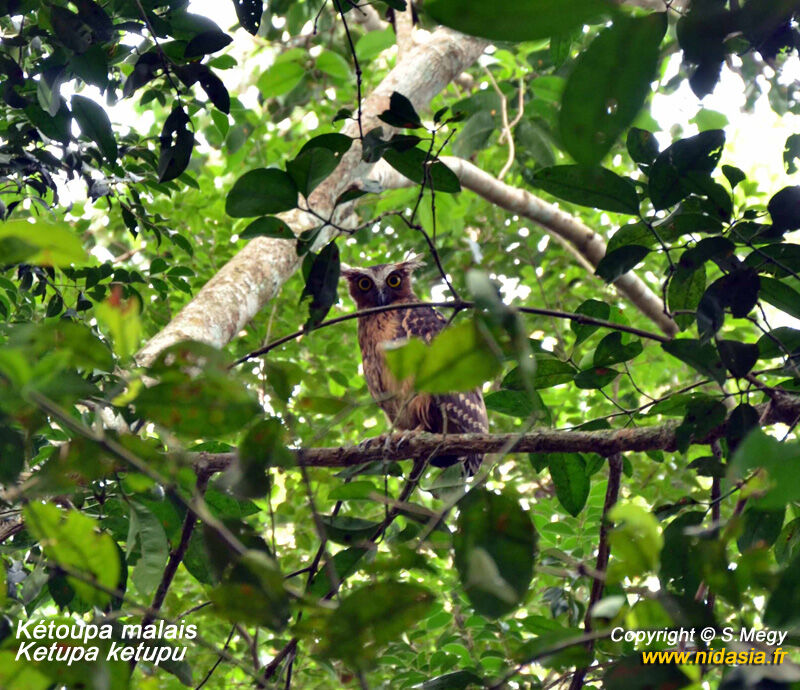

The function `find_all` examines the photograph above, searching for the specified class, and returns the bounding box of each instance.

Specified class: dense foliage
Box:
[2,0,800,688]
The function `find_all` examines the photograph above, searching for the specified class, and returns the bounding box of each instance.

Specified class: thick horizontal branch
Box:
[193,394,800,473]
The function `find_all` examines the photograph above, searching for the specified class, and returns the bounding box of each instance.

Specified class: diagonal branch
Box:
[134,28,488,368]
[370,156,679,337]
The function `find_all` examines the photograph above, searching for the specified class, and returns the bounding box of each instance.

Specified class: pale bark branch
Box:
[192,394,800,473]
[134,29,488,367]
[370,156,679,337]
[394,2,415,58]
[350,3,387,32]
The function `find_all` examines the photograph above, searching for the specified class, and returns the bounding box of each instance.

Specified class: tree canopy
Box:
[3,0,800,688]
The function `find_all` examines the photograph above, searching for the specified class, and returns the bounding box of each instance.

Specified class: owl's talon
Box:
[359,434,387,452]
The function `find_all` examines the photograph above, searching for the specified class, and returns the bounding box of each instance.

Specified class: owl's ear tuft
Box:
[340,265,361,281]
[398,253,426,273]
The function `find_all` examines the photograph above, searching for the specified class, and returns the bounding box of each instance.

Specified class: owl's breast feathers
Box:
[357,305,488,474]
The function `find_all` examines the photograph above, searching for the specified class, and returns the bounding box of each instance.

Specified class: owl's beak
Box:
[376,289,389,306]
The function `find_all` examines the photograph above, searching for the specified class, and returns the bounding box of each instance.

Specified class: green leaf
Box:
[717,340,758,378]
[184,29,232,58]
[661,338,726,385]
[210,550,290,630]
[240,216,295,240]
[385,319,501,393]
[327,481,378,501]
[784,135,800,175]
[689,108,728,132]
[730,429,800,511]
[316,50,350,79]
[677,237,734,273]
[531,165,639,214]
[315,581,434,669]
[571,299,610,345]
[737,506,785,553]
[674,397,727,453]
[425,0,613,42]
[354,26,395,61]
[71,94,117,160]
[23,503,121,607]
[233,0,262,34]
[157,105,194,183]
[768,185,800,232]
[452,110,495,159]
[0,219,89,267]
[726,403,760,454]
[257,61,304,98]
[0,420,25,483]
[234,418,293,497]
[626,127,659,165]
[549,453,590,517]
[593,332,643,367]
[70,47,109,92]
[660,511,704,595]
[127,502,169,594]
[299,132,352,156]
[95,294,142,360]
[419,671,485,690]
[560,13,667,165]
[668,265,706,331]
[573,367,619,389]
[765,549,800,628]
[50,5,91,53]
[775,518,800,565]
[378,91,422,129]
[309,547,368,598]
[300,241,340,328]
[502,356,575,390]
[320,515,381,545]
[25,103,72,144]
[606,503,662,584]
[135,344,261,437]
[226,168,298,217]
[648,130,726,209]
[287,147,339,197]
[453,489,537,618]
[757,327,800,359]
[382,147,461,193]
[484,389,547,421]
[595,245,650,283]
[760,276,800,320]
[722,164,746,189]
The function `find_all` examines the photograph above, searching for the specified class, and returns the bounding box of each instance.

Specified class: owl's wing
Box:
[400,306,489,475]
[400,306,448,344]
[429,389,488,475]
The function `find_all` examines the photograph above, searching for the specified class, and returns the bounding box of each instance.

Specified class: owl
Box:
[341,256,489,475]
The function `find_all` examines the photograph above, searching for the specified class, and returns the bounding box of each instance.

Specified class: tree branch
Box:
[569,454,623,690]
[370,156,679,337]
[191,394,800,474]
[134,28,488,368]
[233,299,668,365]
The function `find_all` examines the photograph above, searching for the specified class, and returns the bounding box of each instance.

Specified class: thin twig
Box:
[232,299,669,365]
[568,454,623,690]
[334,0,364,140]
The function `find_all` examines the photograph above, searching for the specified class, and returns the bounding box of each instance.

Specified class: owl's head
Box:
[341,255,424,309]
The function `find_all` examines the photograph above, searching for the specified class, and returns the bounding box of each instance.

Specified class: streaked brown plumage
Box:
[341,256,488,474]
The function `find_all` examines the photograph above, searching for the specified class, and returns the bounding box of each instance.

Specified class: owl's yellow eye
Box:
[357,276,373,292]
[386,273,402,289]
